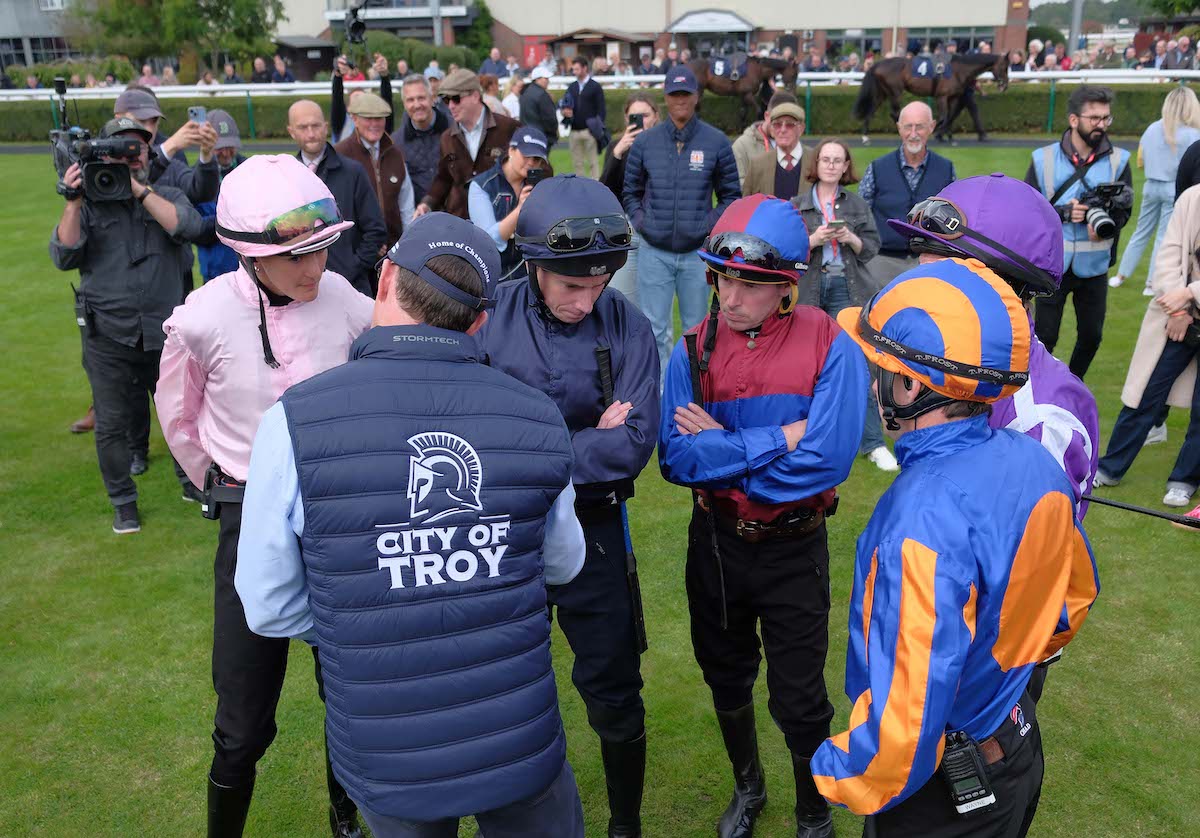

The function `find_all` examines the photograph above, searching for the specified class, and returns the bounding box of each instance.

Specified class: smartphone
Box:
[525,167,546,188]
[827,219,847,228]
[628,113,645,131]
[188,106,207,124]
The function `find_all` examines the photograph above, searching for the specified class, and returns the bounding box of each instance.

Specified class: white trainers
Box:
[865,446,899,472]
[1144,423,1168,446]
[1108,275,1124,288]
[1093,470,1120,487]
[1164,486,1193,507]
[1143,285,1155,297]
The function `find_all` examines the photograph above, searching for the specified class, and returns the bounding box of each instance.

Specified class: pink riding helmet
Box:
[216,154,355,258]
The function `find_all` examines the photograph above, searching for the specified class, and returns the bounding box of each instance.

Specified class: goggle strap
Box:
[945,224,1058,293]
[858,307,1028,387]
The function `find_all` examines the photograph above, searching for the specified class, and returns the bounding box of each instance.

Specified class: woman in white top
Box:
[1111,86,1200,291]
[502,74,524,119]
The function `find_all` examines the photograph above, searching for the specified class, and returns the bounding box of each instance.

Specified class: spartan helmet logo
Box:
[406,432,485,523]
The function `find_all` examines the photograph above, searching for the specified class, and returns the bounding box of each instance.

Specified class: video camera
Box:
[346,0,368,44]
[49,76,140,202]
[1062,181,1130,240]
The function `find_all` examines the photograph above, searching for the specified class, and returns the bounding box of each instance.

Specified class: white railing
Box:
[5,68,1200,103]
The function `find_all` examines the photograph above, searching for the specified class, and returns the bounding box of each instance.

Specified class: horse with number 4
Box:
[852,52,1010,145]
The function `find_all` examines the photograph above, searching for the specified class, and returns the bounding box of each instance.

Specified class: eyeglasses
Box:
[440,93,462,105]
[1079,114,1113,126]
[818,157,847,166]
[703,231,807,273]
[217,197,343,246]
[517,214,632,252]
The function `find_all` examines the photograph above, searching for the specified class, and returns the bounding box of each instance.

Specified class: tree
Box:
[459,0,494,57]
[1142,1,1200,15]
[69,0,284,68]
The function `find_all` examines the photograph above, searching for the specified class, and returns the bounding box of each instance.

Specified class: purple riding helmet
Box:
[887,172,1064,300]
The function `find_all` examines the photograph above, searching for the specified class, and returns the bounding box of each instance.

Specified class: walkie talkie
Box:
[940,732,997,816]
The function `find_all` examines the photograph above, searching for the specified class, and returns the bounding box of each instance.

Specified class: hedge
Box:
[5,57,137,89]
[2,83,1189,143]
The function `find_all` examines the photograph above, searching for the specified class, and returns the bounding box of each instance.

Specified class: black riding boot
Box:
[326,741,364,838]
[716,703,768,838]
[600,733,647,837]
[791,751,834,838]
[207,773,254,838]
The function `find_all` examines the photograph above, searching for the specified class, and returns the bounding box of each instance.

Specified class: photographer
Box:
[49,118,204,534]
[1026,86,1133,379]
[467,127,549,282]
[331,53,394,143]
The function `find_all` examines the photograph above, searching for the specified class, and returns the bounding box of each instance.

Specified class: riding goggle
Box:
[217,198,343,247]
[703,231,808,273]
[903,198,1059,298]
[857,295,1028,388]
[517,214,633,252]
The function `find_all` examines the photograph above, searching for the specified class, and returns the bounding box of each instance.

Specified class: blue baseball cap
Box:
[385,213,499,311]
[510,126,549,159]
[665,66,698,94]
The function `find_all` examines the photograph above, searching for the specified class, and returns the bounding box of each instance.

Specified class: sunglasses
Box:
[518,214,632,252]
[217,197,343,246]
[440,94,463,105]
[704,231,808,273]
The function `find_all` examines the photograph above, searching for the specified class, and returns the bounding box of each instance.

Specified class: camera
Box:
[52,133,141,202]
[1065,181,1129,240]
[524,167,546,188]
[346,0,368,44]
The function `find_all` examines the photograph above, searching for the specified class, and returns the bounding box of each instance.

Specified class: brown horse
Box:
[851,53,1010,144]
[688,56,799,128]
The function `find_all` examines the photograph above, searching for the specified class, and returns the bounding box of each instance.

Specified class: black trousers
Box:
[685,508,834,757]
[865,692,1044,838]
[1034,268,1109,379]
[82,332,186,507]
[547,506,645,743]
[946,86,985,138]
[211,502,327,786]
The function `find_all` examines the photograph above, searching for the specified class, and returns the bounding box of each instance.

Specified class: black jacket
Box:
[1178,138,1200,199]
[600,137,628,201]
[300,143,388,296]
[565,77,605,130]
[520,83,558,141]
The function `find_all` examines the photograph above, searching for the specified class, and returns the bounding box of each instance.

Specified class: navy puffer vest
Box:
[280,324,574,819]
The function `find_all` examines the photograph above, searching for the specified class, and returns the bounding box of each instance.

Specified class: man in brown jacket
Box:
[334,91,414,248]
[741,102,813,200]
[416,69,521,219]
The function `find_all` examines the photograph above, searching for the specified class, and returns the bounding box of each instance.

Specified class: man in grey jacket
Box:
[50,118,205,534]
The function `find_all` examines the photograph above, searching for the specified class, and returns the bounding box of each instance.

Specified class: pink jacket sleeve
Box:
[155,327,212,487]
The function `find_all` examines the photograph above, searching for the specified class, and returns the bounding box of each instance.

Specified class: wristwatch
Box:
[137,184,155,204]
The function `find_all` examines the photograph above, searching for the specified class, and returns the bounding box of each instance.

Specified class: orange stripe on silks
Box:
[829,689,874,753]
[862,549,879,662]
[992,492,1077,671]
[869,276,983,369]
[1042,524,1099,659]
[815,538,942,815]
[963,583,978,642]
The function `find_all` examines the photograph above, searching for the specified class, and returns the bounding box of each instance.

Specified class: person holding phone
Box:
[468,127,550,282]
[601,93,659,308]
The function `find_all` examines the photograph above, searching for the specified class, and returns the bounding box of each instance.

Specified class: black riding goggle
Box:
[517,214,633,253]
[703,231,808,273]
[905,198,1058,298]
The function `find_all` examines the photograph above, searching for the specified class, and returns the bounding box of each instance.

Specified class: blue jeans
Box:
[608,231,641,310]
[1098,337,1200,491]
[1117,179,1175,282]
[818,268,886,454]
[358,761,585,838]
[637,239,711,385]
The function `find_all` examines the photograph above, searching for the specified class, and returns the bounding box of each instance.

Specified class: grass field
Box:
[1,142,1198,837]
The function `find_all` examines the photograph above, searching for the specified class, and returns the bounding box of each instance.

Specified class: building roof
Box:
[668,9,755,34]
[544,28,656,45]
[274,35,337,50]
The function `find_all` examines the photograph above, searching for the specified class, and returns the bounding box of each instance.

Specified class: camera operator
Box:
[1026,86,1133,379]
[50,117,205,534]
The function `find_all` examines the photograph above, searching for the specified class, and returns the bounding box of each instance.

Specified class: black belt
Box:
[697,497,825,544]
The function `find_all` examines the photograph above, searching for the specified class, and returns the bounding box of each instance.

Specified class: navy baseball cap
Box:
[665,66,698,94]
[510,126,549,159]
[385,213,499,311]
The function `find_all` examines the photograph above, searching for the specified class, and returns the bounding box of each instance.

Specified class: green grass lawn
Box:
[1,144,1197,837]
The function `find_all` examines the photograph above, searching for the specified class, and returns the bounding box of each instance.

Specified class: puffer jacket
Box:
[622,114,741,254]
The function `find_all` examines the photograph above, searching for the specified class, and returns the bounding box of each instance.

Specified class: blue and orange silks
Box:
[810,415,1099,815]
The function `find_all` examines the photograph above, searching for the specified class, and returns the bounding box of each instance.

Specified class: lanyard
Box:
[814,185,839,260]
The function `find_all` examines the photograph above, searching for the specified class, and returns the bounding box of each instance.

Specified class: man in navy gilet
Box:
[235,213,587,838]
[857,101,956,290]
[477,175,660,838]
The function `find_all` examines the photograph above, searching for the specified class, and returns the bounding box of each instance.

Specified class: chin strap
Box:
[700,291,720,372]
[240,256,281,369]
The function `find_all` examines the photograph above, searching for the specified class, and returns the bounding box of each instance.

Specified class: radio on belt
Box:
[940,731,997,815]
